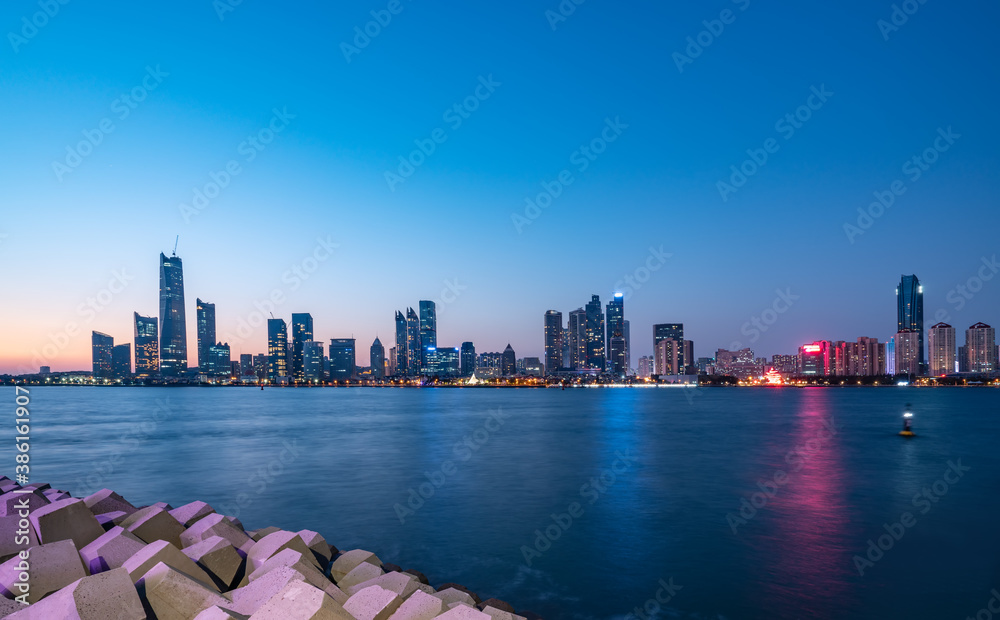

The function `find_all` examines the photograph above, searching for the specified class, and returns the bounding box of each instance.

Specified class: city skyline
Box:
[3,2,1000,374]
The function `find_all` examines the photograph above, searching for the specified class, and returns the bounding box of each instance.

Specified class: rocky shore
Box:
[0,477,535,619]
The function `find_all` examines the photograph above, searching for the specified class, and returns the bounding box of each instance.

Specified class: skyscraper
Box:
[370,337,385,379]
[406,308,420,375]
[291,313,314,382]
[240,354,254,378]
[134,312,159,378]
[683,340,694,374]
[605,294,624,370]
[609,336,626,376]
[394,311,407,376]
[584,295,605,370]
[966,322,997,373]
[655,339,680,376]
[544,310,563,375]
[208,342,231,377]
[112,343,131,380]
[624,319,631,372]
[267,318,288,380]
[159,252,188,376]
[303,340,324,381]
[461,341,476,377]
[91,331,114,379]
[928,323,956,376]
[567,308,586,370]
[329,338,356,380]
[653,324,684,374]
[501,344,516,376]
[897,275,925,371]
[419,301,437,367]
[196,298,216,372]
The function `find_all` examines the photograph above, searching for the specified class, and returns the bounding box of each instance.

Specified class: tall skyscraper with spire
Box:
[196,298,216,372]
[159,251,188,376]
[896,274,925,371]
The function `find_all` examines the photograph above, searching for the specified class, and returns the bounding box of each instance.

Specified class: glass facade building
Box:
[134,312,159,378]
[394,311,408,376]
[653,324,685,374]
[896,274,925,370]
[502,344,516,376]
[419,300,437,367]
[159,252,188,376]
[112,343,131,380]
[329,338,356,380]
[267,318,288,380]
[461,342,476,377]
[196,298,216,372]
[405,308,420,376]
[91,331,114,379]
[543,310,563,375]
[584,295,605,370]
[303,340,325,381]
[370,337,385,379]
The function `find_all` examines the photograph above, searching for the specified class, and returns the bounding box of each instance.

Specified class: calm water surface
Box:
[4,386,999,620]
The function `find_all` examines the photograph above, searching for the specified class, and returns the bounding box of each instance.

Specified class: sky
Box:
[1,0,998,373]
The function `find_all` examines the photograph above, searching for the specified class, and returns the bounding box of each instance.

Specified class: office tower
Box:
[544,311,563,375]
[291,313,314,382]
[561,327,571,368]
[267,319,288,380]
[240,354,254,377]
[424,347,461,376]
[609,337,626,376]
[958,345,969,372]
[567,308,586,370]
[895,330,920,376]
[624,320,631,372]
[196,298,216,372]
[230,360,241,377]
[799,342,828,376]
[502,344,516,376]
[112,343,131,380]
[406,308,420,375]
[329,339,356,380]
[208,342,231,377]
[605,294,624,371]
[394,311,407,376]
[389,346,398,376]
[637,356,653,379]
[253,354,268,380]
[91,331,114,379]
[928,323,956,376]
[303,341,324,381]
[419,301,437,367]
[159,252,188,376]
[584,295,605,370]
[966,322,997,373]
[134,313,159,378]
[655,339,680,376]
[653,324,685,374]
[683,340,694,374]
[370,337,385,379]
[461,342,476,377]
[897,275,925,371]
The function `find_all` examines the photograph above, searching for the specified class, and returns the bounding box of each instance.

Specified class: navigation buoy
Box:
[899,404,915,437]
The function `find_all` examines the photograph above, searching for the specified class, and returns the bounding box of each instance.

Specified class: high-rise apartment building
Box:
[567,308,586,370]
[966,322,997,373]
[928,322,956,376]
[134,313,159,378]
[895,330,921,376]
[653,324,684,374]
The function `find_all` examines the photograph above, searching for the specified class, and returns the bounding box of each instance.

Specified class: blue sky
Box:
[1,0,998,372]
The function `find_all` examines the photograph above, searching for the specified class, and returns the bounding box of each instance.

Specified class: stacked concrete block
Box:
[78,526,146,573]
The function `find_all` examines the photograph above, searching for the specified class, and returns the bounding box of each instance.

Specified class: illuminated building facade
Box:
[966,322,997,373]
[91,331,114,379]
[897,274,925,371]
[928,323,956,376]
[196,298,216,372]
[134,313,159,378]
[291,313,314,382]
[584,295,605,370]
[159,252,188,376]
[267,318,288,380]
[544,310,563,375]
